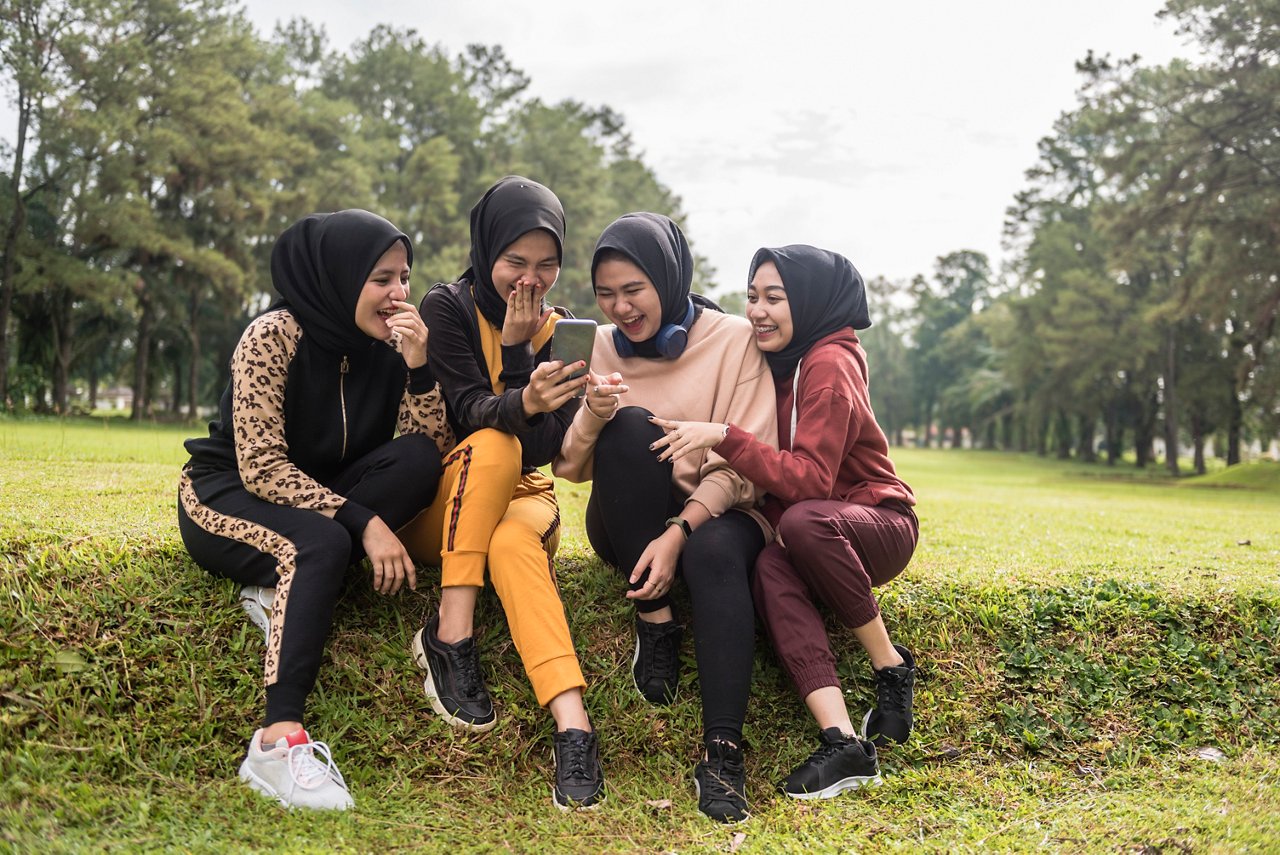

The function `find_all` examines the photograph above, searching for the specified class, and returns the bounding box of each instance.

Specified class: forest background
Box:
[1,0,1277,476]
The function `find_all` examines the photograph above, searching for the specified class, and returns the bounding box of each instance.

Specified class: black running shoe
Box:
[411,614,496,732]
[693,739,749,824]
[552,728,605,810]
[779,728,881,799]
[861,644,916,746]
[632,616,682,704]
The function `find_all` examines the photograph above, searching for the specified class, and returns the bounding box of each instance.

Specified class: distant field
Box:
[2,416,1277,853]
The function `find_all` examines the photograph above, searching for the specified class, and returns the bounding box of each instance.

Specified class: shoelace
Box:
[286,740,345,794]
[450,639,484,700]
[801,738,848,768]
[644,626,678,680]
[702,743,746,801]
[557,734,594,783]
[877,668,910,713]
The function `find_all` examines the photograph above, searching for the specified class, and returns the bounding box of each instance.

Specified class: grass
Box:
[2,415,1279,852]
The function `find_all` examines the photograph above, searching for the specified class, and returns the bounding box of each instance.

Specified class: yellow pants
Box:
[402,429,583,705]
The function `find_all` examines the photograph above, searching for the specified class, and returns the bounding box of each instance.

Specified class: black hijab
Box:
[592,212,720,357]
[748,244,871,379]
[463,176,566,329]
[270,209,412,354]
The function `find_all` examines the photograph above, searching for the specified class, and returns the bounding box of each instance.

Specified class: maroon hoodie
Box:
[715,328,914,527]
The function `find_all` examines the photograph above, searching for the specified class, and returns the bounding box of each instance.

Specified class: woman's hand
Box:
[362,515,416,595]
[386,300,429,369]
[522,359,587,417]
[501,277,553,345]
[649,417,728,463]
[584,370,628,420]
[626,526,685,600]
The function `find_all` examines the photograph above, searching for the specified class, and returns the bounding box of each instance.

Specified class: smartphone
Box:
[551,319,597,397]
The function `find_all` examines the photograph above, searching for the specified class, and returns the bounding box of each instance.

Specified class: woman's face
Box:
[354,241,411,341]
[746,260,793,352]
[594,257,665,342]
[490,229,560,302]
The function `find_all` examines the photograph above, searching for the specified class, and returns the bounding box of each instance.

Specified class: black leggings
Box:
[586,407,764,745]
[178,433,441,725]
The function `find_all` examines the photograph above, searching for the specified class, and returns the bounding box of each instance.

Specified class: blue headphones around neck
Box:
[613,297,696,359]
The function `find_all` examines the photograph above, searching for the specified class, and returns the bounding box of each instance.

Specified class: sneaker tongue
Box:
[284,728,310,748]
[819,727,851,745]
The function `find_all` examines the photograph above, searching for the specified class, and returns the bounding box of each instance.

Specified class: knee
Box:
[457,428,521,486]
[597,406,660,460]
[489,522,551,585]
[776,503,830,553]
[390,433,443,504]
[292,518,351,581]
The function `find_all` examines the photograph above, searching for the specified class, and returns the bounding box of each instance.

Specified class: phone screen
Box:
[552,319,597,397]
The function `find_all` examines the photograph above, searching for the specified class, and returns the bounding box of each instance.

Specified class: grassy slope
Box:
[1,417,1278,853]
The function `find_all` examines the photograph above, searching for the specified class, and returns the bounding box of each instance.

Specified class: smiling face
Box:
[490,228,560,301]
[594,256,665,342]
[746,260,794,352]
[354,240,411,341]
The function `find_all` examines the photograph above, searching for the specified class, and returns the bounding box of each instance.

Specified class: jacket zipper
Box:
[339,355,349,461]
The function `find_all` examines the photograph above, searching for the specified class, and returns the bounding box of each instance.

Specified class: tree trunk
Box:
[1055,410,1072,459]
[88,361,99,411]
[187,288,201,420]
[0,85,32,409]
[171,356,182,413]
[1226,391,1242,466]
[50,298,73,414]
[1104,405,1122,466]
[1076,413,1096,463]
[131,285,154,421]
[1163,328,1179,476]
[1191,414,1206,476]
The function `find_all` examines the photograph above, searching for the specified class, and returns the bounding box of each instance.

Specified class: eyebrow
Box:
[369,265,408,277]
[597,280,648,291]
[504,251,559,265]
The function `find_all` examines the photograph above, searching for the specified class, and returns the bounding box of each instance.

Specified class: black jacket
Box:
[421,279,578,472]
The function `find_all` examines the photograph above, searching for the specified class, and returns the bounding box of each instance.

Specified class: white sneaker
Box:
[239,586,274,642]
[238,728,354,810]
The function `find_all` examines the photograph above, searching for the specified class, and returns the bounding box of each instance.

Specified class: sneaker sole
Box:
[632,632,676,705]
[237,758,353,811]
[411,628,497,733]
[239,593,270,643]
[860,708,910,746]
[782,773,882,800]
[693,775,750,825]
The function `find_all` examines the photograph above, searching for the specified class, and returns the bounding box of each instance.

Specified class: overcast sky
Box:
[4,1,1198,291]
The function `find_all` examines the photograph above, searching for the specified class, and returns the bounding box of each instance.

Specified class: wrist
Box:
[664,516,692,540]
[521,385,539,418]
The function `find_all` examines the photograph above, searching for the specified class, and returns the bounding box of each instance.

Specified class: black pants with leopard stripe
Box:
[178,433,441,725]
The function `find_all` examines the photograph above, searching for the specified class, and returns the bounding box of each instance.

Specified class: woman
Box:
[650,244,919,801]
[554,212,778,824]
[401,176,603,811]
[179,209,451,810]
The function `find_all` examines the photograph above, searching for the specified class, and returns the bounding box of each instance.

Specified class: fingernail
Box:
[648,443,655,450]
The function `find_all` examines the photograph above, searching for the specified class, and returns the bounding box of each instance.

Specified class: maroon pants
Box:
[753,499,918,699]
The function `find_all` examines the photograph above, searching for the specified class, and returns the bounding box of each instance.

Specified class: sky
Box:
[3,1,1199,292]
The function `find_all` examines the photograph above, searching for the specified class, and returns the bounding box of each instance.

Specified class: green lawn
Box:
[2,416,1278,853]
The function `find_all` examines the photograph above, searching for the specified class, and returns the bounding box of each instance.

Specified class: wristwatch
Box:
[664,516,692,540]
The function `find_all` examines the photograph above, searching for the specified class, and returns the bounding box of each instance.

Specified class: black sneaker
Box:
[693,739,749,824]
[411,614,496,732]
[861,644,916,746]
[779,728,881,799]
[551,728,605,811]
[632,616,682,704]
